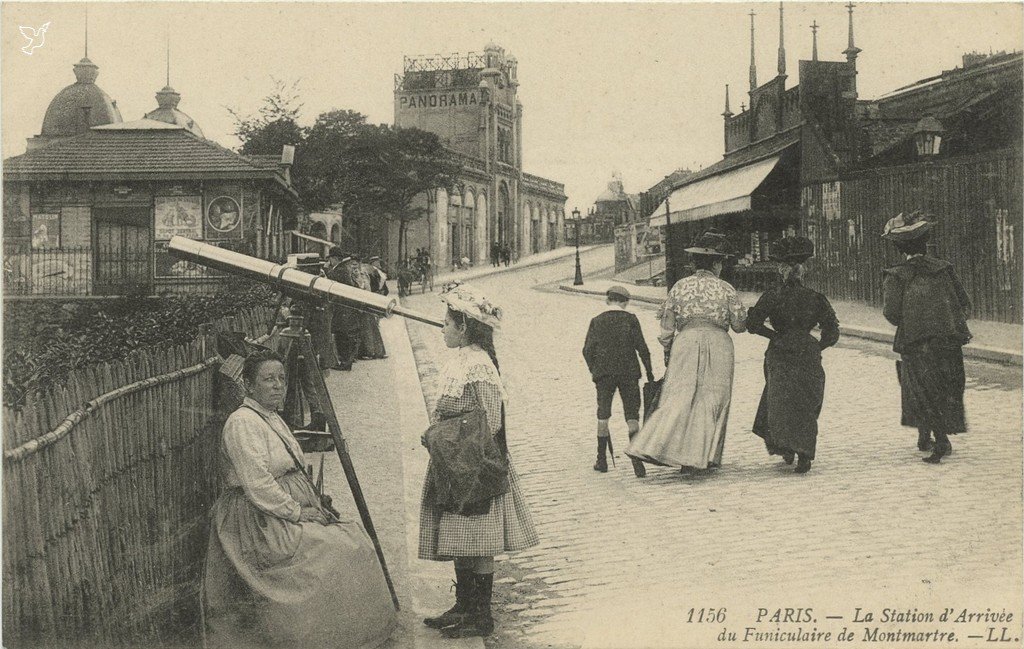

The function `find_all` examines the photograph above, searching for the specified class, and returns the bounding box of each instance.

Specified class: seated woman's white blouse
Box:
[221,397,305,522]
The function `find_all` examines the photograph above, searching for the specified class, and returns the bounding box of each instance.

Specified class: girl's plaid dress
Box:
[418,345,538,559]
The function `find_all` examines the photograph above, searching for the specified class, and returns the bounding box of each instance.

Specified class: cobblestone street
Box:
[400,246,1023,649]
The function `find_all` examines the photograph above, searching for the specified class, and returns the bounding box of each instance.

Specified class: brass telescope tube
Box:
[167,236,443,328]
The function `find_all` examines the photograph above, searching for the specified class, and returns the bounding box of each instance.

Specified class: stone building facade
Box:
[391,43,567,268]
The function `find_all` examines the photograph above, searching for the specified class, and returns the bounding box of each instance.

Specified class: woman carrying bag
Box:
[627,229,747,473]
[881,211,971,463]
[418,282,538,638]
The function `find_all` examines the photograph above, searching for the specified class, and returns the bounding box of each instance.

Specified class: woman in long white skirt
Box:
[627,230,746,472]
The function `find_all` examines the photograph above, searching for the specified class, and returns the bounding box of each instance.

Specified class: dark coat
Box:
[326,263,361,334]
[882,255,971,354]
[747,278,840,459]
[582,309,653,381]
[369,268,389,296]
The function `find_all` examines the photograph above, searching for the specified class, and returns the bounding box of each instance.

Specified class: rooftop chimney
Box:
[280,145,295,184]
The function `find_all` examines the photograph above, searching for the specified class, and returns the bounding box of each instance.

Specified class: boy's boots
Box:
[594,420,610,472]
[626,419,646,477]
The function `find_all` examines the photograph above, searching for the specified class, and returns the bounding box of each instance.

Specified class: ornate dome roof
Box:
[144,85,204,138]
[40,58,122,137]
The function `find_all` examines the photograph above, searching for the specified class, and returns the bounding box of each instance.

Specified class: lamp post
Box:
[913,116,944,157]
[573,207,584,286]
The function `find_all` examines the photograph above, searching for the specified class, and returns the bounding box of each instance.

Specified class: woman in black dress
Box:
[881,212,971,464]
[746,237,839,474]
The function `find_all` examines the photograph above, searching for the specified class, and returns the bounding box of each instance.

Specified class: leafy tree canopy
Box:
[230,84,462,260]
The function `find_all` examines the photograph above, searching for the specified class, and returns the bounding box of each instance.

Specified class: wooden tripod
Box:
[275,314,400,611]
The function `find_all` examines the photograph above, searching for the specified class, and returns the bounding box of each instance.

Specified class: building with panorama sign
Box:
[392,43,568,268]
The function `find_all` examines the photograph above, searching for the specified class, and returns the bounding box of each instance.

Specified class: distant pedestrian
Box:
[326,248,362,370]
[419,282,538,638]
[746,237,839,474]
[626,230,746,473]
[357,256,387,360]
[500,244,511,267]
[582,285,654,476]
[490,242,500,268]
[397,261,414,297]
[881,212,971,464]
[368,255,389,296]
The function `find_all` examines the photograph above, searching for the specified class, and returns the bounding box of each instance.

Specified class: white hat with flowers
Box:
[439,281,503,329]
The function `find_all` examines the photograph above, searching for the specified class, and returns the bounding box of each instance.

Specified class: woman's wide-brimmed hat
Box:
[684,229,733,257]
[440,281,503,329]
[770,236,815,264]
[882,210,935,241]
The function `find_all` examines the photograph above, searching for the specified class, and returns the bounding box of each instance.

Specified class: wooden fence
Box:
[2,306,274,648]
[802,149,1023,322]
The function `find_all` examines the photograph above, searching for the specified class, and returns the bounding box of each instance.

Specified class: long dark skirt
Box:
[897,340,966,435]
[358,313,387,359]
[752,339,825,460]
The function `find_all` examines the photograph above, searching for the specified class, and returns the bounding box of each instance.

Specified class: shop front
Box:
[650,144,800,290]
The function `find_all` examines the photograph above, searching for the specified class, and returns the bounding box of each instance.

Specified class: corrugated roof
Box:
[3,129,294,194]
[671,130,800,191]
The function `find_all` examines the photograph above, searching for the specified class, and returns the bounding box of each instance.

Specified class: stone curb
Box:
[429,245,606,287]
[558,284,1023,366]
[378,316,484,649]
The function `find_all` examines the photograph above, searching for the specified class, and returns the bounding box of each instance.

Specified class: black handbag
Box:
[423,388,509,516]
[643,378,664,423]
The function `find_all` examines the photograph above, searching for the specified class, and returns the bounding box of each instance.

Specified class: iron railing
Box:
[2,243,233,297]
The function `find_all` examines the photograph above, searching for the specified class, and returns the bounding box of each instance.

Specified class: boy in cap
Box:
[582,285,654,475]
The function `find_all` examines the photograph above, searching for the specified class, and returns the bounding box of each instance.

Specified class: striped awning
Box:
[649,155,781,228]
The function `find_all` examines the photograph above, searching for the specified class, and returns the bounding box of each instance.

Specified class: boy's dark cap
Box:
[606,285,631,301]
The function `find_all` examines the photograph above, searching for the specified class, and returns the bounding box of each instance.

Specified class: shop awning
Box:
[648,155,781,228]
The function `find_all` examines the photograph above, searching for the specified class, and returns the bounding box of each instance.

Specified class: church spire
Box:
[844,2,862,62]
[722,84,733,118]
[748,9,758,90]
[777,1,786,77]
[811,20,819,61]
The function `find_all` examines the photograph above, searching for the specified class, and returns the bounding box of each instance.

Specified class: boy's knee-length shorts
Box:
[595,375,641,421]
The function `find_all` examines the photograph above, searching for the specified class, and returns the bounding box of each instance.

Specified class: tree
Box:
[231,87,461,261]
[351,125,460,263]
[226,78,306,156]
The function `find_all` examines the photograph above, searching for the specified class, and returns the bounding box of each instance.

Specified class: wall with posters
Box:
[1,178,296,297]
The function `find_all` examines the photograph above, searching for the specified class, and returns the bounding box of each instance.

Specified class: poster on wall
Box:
[204,195,243,240]
[154,196,203,241]
[31,213,60,249]
[153,241,226,278]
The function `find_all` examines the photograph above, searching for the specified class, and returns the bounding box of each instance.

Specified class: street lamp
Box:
[573,207,584,286]
[913,116,944,157]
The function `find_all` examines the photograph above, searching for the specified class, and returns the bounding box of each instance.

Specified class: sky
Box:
[2,2,1022,212]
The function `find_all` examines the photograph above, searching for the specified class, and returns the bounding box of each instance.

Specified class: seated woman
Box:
[203,349,396,649]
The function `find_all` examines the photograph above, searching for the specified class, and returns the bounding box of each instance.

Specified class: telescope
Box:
[168,236,443,328]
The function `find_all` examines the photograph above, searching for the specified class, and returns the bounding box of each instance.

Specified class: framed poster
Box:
[153,240,226,279]
[31,213,60,249]
[154,196,203,241]
[204,195,243,240]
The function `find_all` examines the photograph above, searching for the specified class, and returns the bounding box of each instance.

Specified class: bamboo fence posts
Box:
[2,306,274,647]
